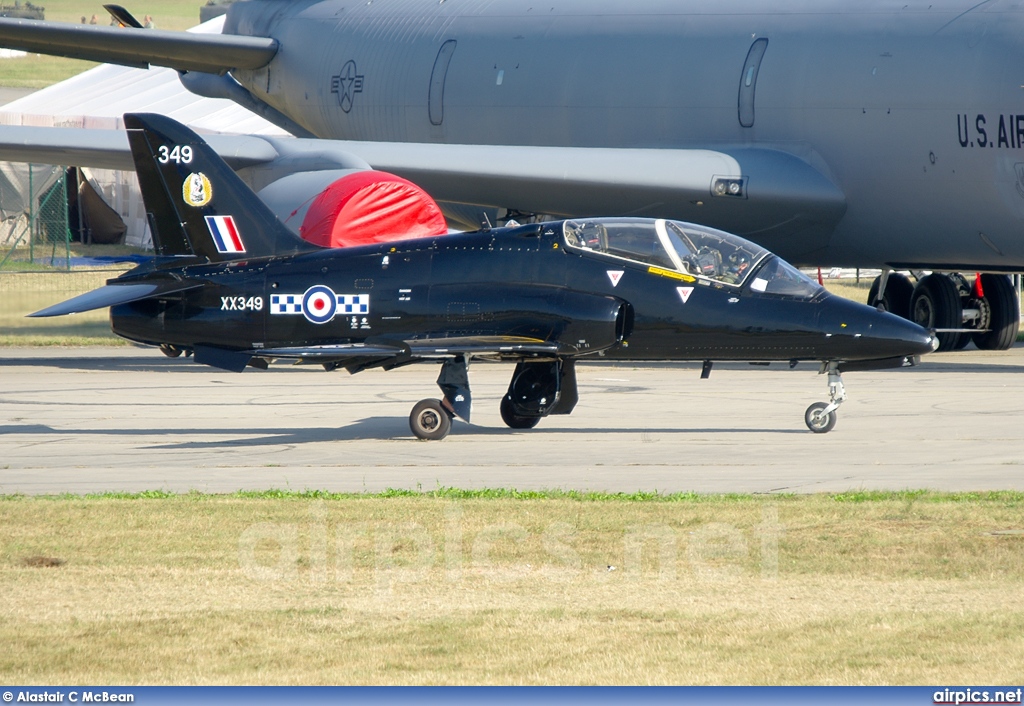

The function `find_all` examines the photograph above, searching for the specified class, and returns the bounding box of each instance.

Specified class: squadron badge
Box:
[183,172,212,208]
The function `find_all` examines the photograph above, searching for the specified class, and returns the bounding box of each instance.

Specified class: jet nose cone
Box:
[884,316,939,357]
[821,295,937,360]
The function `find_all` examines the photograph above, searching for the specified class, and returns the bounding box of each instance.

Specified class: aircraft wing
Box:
[0,123,845,243]
[0,18,276,73]
[0,124,372,174]
[28,280,201,317]
[337,141,847,228]
[0,126,280,171]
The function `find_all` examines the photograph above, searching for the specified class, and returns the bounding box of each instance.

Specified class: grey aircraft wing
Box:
[0,125,846,237]
[0,126,374,176]
[0,18,275,73]
[335,141,847,230]
[0,126,278,170]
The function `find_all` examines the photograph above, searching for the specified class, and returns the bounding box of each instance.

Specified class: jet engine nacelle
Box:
[256,169,447,248]
[429,280,632,356]
[552,291,634,354]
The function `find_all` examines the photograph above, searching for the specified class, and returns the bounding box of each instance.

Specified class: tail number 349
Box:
[158,145,193,164]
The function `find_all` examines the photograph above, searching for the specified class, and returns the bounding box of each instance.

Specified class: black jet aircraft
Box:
[31,114,938,439]
[3,0,1024,353]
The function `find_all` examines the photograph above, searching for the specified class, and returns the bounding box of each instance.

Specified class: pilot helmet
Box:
[728,252,750,274]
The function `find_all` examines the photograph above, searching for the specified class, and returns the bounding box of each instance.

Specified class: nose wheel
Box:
[804,401,837,433]
[805,362,846,434]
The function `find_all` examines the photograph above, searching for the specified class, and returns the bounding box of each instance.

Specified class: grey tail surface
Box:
[124,112,320,263]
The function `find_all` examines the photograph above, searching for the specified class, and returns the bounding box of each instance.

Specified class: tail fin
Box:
[124,112,319,262]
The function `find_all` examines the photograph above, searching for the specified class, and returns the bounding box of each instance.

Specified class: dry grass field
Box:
[0,269,128,344]
[1,491,1023,684]
[821,279,873,303]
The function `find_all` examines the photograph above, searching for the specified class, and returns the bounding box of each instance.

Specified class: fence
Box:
[0,267,128,343]
[0,165,71,270]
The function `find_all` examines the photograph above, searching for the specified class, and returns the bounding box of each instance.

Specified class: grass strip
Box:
[4,487,1024,503]
[2,491,1023,684]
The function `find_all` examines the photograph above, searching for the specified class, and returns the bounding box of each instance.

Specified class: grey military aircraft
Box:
[31,113,936,437]
[0,0,1021,352]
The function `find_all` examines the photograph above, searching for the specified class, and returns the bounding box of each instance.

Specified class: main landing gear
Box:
[499,396,542,429]
[804,362,846,434]
[869,271,1019,352]
[409,399,453,441]
[409,356,470,441]
[408,357,579,440]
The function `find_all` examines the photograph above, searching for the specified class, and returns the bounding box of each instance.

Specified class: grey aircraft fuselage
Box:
[225,0,1024,270]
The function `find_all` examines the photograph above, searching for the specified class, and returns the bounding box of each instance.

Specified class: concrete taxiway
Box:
[1,345,1022,495]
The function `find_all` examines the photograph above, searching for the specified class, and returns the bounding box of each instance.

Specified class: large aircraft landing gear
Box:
[972,273,1020,350]
[868,271,914,318]
[869,271,1019,351]
[910,273,962,351]
[805,362,846,434]
[409,399,453,441]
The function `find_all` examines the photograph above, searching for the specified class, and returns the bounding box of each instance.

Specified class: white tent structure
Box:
[0,15,287,249]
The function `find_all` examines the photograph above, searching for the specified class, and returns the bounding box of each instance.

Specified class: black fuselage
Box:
[111,223,934,364]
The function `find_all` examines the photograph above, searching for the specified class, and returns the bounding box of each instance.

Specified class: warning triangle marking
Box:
[677,286,694,304]
[607,270,624,287]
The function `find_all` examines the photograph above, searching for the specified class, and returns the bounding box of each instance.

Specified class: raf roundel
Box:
[270,288,370,324]
[302,285,338,324]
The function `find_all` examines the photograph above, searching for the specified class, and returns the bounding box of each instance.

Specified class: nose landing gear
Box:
[805,361,846,433]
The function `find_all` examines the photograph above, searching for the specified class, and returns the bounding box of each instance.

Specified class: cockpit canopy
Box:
[562,217,822,298]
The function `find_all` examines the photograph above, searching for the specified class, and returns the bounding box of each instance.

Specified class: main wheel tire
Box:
[948,274,973,350]
[972,274,1020,350]
[867,272,914,319]
[409,399,452,441]
[804,402,837,434]
[499,396,542,429]
[910,274,962,351]
[159,344,183,358]
[952,331,972,350]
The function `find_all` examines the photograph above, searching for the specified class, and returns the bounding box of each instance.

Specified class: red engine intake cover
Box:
[299,170,448,248]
